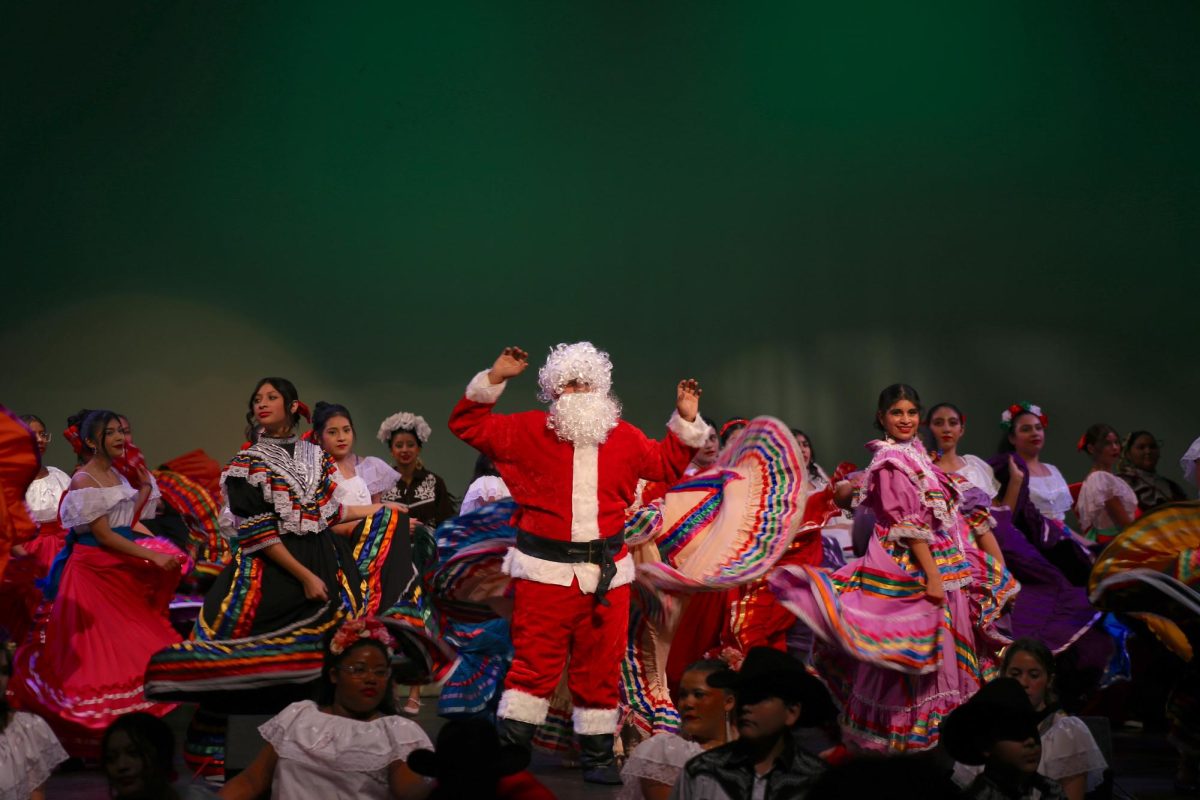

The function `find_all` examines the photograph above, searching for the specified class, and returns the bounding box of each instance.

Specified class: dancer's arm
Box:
[1103,497,1133,529]
[909,540,945,604]
[975,527,1006,567]
[89,512,181,571]
[389,760,430,799]
[258,542,329,601]
[999,455,1025,511]
[219,743,278,799]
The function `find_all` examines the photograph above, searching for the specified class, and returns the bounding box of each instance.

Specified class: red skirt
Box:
[9,537,183,758]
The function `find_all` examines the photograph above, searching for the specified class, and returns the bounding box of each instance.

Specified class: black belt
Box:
[515,530,624,606]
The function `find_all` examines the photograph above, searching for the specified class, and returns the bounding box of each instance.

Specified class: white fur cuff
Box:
[573,706,620,735]
[498,689,551,725]
[466,369,507,404]
[667,410,710,448]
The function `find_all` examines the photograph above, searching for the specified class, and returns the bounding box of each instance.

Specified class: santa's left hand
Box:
[676,379,702,422]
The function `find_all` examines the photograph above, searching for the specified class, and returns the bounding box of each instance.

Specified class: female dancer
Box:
[1075,424,1137,544]
[219,618,431,799]
[145,378,407,708]
[769,384,982,752]
[618,659,733,800]
[378,411,453,528]
[18,414,71,570]
[312,402,401,537]
[996,404,1074,529]
[1117,430,1188,512]
[9,409,186,757]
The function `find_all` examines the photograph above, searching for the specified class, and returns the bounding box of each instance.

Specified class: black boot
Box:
[579,733,622,785]
[497,717,537,752]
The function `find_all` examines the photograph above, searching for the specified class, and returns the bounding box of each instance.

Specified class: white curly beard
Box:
[546,392,621,447]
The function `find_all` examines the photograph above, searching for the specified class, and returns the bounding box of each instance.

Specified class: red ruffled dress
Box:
[8,473,184,757]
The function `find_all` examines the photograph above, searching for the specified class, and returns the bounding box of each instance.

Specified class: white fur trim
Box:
[465,369,507,404]
[573,706,620,735]
[498,689,551,725]
[503,551,635,594]
[667,411,709,449]
[570,445,600,542]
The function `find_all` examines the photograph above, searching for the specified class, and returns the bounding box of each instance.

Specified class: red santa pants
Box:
[499,577,630,735]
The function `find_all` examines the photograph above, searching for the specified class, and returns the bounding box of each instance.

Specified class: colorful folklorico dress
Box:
[9,473,184,757]
[144,435,411,711]
[769,438,987,753]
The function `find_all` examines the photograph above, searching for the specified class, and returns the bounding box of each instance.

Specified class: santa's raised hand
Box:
[676,378,702,422]
[488,346,529,385]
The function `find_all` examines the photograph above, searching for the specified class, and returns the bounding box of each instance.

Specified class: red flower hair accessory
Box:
[719,418,749,439]
[295,401,312,422]
[330,617,396,658]
[1076,433,1089,452]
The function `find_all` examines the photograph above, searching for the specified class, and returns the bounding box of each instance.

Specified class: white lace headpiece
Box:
[377,411,432,445]
[537,341,614,403]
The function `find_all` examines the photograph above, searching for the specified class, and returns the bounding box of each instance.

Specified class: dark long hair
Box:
[874,384,921,431]
[18,413,45,428]
[312,401,354,444]
[315,638,397,716]
[245,377,302,443]
[472,452,500,481]
[790,429,822,483]
[1078,423,1118,458]
[102,713,177,789]
[74,409,121,459]
[997,410,1041,455]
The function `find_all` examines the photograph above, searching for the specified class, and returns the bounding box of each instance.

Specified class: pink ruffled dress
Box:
[769,438,985,753]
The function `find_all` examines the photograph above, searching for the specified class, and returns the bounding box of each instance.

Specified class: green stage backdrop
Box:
[3,3,1197,493]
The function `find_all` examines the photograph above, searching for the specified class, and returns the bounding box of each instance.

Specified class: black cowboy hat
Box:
[707,646,837,726]
[940,678,1040,766]
[407,718,530,785]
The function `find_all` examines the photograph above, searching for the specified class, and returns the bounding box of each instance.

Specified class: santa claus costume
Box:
[449,343,707,784]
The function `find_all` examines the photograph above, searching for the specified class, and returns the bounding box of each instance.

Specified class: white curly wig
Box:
[537,341,614,403]
[376,411,432,445]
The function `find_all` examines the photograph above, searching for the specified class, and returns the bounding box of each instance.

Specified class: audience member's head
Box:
[1000,637,1056,713]
[942,678,1042,780]
[408,717,530,798]
[678,658,735,745]
[102,713,177,799]
[707,646,836,745]
[319,617,398,717]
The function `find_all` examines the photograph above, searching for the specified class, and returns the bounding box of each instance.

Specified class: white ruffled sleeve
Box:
[618,734,703,799]
[0,712,70,800]
[140,472,163,520]
[460,475,511,515]
[1076,472,1136,531]
[260,701,432,771]
[960,455,1000,499]
[1182,436,1200,484]
[356,457,402,498]
[1040,715,1107,790]
[58,484,138,529]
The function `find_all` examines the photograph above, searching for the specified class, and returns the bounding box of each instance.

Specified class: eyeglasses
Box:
[35,432,51,443]
[340,664,390,679]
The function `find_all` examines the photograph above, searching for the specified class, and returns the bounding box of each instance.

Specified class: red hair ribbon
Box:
[300,430,315,442]
[1076,433,1088,452]
[63,424,84,457]
[295,401,312,422]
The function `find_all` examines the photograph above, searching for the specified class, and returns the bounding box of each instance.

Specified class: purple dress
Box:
[985,454,1101,654]
[769,439,986,753]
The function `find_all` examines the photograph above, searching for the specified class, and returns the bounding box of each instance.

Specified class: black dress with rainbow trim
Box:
[145,435,412,712]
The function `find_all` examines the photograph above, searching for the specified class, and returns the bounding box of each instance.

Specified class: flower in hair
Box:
[377,411,432,445]
[330,617,397,658]
[999,401,1047,431]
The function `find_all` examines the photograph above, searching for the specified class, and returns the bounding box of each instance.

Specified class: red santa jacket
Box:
[449,370,707,592]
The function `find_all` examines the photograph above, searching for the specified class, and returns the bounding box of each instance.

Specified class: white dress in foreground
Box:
[333,456,402,507]
[618,732,704,800]
[259,700,431,800]
[0,711,68,800]
[24,466,71,523]
[1075,471,1137,532]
